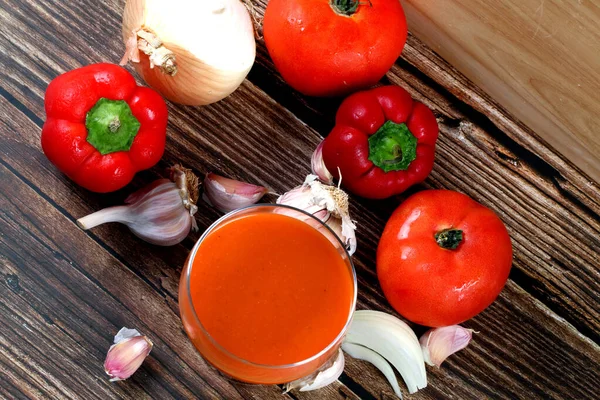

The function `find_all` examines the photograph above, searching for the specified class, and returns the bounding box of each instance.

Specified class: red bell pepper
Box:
[41,63,168,193]
[322,85,439,199]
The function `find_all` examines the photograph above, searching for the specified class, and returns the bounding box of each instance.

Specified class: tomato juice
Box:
[179,205,356,384]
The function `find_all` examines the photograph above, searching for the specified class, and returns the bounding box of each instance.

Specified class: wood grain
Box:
[1,0,599,399]
[249,1,600,343]
[403,0,600,183]
[0,158,301,400]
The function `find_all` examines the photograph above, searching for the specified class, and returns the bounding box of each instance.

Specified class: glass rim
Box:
[182,203,358,370]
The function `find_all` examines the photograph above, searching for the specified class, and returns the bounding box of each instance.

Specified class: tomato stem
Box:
[330,0,371,16]
[435,228,463,250]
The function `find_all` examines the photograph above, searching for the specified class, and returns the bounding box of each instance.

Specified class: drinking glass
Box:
[179,204,357,384]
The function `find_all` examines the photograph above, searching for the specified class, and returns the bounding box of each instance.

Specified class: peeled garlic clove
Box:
[203,173,268,213]
[104,327,153,382]
[419,325,474,368]
[311,141,333,185]
[283,349,345,393]
[77,165,199,246]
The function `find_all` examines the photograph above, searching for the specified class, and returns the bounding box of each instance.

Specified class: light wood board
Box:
[404,0,600,183]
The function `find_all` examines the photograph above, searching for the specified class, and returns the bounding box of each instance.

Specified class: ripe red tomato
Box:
[377,190,513,327]
[263,0,407,97]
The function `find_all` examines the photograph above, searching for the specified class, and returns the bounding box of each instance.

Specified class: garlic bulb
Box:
[121,0,256,105]
[420,325,474,368]
[77,165,199,246]
[104,327,153,381]
[277,175,357,255]
[202,172,268,213]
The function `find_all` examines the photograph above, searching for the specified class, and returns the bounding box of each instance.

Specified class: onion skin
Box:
[122,0,256,106]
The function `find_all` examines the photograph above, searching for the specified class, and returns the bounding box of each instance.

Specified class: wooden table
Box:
[1,1,598,399]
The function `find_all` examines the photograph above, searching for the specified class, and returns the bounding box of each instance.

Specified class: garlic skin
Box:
[104,328,153,382]
[277,175,357,255]
[419,325,474,368]
[311,141,333,185]
[202,173,268,213]
[121,0,256,105]
[77,165,199,246]
[283,349,345,393]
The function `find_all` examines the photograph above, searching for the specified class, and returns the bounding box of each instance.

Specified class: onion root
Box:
[121,28,177,76]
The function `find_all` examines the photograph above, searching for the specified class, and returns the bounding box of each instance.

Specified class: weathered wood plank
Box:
[1,166,230,399]
[386,52,600,342]
[3,47,600,400]
[0,81,358,400]
[250,0,600,213]
[397,37,600,213]
[292,382,362,400]
[0,361,33,400]
[1,160,305,400]
[246,1,600,342]
[1,0,599,399]
[347,281,600,400]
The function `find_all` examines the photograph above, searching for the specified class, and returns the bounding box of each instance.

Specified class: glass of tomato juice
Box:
[179,204,357,384]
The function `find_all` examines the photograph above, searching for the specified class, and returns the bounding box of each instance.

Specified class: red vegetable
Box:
[41,63,168,193]
[322,86,438,199]
[377,190,513,327]
[263,0,407,97]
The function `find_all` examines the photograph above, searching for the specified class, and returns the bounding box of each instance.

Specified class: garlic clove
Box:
[283,349,345,393]
[127,187,196,246]
[343,310,427,394]
[77,165,199,246]
[342,342,402,398]
[202,173,268,213]
[311,141,333,184]
[419,325,474,368]
[104,327,153,382]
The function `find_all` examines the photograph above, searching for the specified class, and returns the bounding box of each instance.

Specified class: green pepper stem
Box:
[85,98,140,155]
[368,121,418,172]
[435,229,464,250]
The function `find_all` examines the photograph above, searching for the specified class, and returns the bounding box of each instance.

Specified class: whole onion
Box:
[121,0,256,106]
